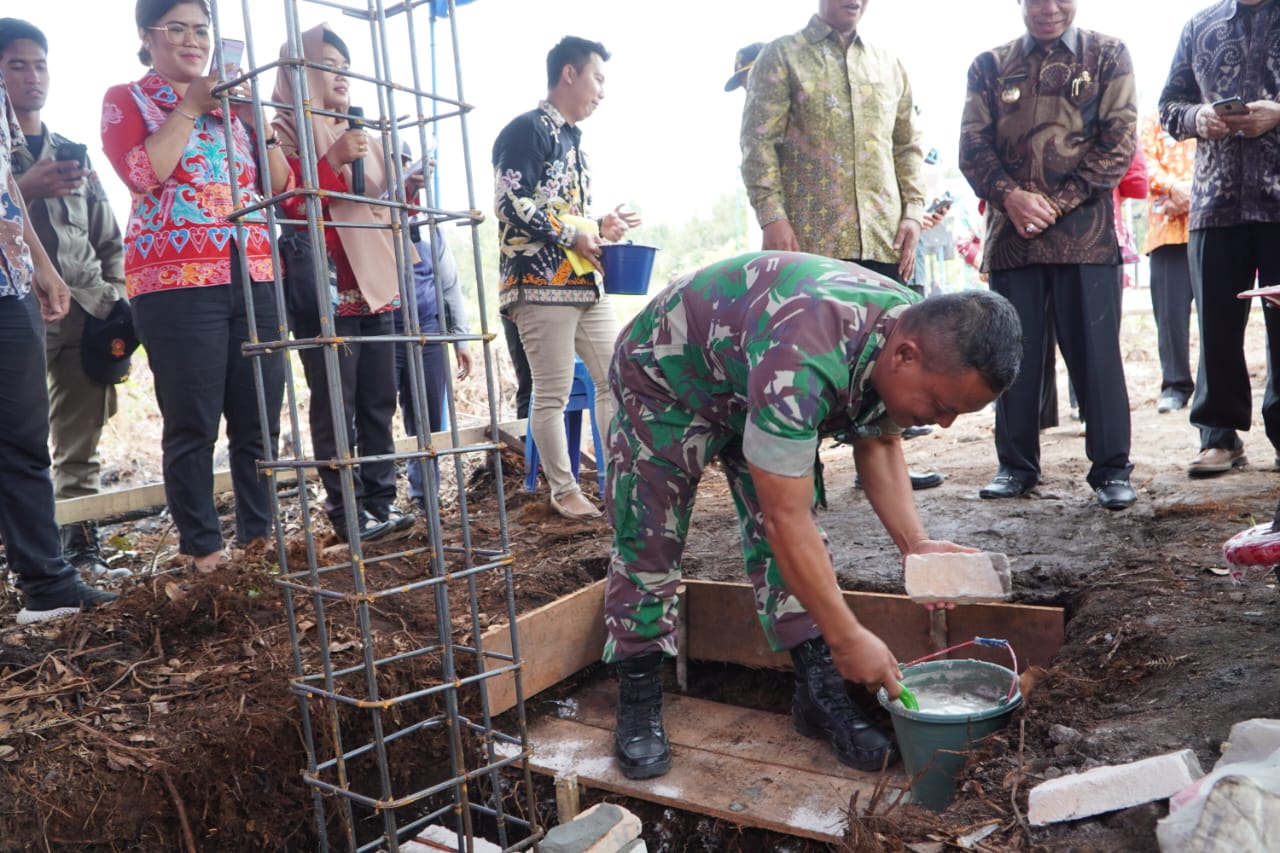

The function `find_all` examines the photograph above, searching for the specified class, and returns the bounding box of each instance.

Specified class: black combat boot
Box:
[60,521,131,581]
[614,652,672,779]
[790,637,898,771]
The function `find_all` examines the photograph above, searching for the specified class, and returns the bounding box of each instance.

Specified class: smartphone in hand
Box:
[55,141,87,170]
[1212,96,1249,116]
[219,37,245,80]
[926,191,954,216]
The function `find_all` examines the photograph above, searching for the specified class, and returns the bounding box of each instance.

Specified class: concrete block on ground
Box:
[406,825,502,852]
[542,802,643,853]
[1028,749,1205,826]
[904,552,1011,603]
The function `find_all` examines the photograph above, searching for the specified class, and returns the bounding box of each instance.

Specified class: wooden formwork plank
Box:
[480,580,607,716]
[54,421,515,526]
[683,580,1063,670]
[518,689,900,843]
[478,579,1062,716]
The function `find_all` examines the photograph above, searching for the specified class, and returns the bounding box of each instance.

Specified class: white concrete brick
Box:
[904,552,1011,604]
[1028,749,1205,826]
[541,802,642,853]
[405,825,503,852]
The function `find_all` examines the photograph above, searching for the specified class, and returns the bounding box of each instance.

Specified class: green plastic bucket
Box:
[876,659,1022,811]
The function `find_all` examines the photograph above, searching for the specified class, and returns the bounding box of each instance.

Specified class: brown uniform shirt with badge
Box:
[959,27,1137,273]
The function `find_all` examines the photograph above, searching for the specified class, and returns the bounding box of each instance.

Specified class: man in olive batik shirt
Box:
[741,0,945,491]
[740,0,925,282]
[959,0,1139,511]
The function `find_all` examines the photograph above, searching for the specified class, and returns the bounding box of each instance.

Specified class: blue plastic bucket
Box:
[600,243,658,295]
[876,659,1022,810]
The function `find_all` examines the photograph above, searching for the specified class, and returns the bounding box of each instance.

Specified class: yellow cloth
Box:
[560,215,599,276]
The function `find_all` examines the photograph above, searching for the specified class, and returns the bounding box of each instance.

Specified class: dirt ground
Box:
[2,292,1279,851]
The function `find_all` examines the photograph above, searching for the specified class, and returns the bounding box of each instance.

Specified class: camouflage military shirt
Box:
[614,251,918,478]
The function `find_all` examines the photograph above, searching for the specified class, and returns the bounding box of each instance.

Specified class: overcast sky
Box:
[27,0,1211,228]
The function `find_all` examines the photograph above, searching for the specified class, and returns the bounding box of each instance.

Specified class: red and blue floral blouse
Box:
[101,70,275,299]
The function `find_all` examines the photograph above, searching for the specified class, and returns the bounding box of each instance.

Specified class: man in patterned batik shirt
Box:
[0,71,117,624]
[741,0,946,492]
[741,0,925,281]
[1159,0,1280,478]
[602,252,1022,780]
[960,0,1139,511]
[492,35,639,521]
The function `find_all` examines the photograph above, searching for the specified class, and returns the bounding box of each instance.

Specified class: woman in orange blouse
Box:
[1140,111,1197,414]
[101,0,291,572]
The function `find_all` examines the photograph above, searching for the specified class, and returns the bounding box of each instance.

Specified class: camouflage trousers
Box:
[601,338,826,663]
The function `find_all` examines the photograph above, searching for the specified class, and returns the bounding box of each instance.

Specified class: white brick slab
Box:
[405,825,502,852]
[1028,749,1205,826]
[904,552,1011,604]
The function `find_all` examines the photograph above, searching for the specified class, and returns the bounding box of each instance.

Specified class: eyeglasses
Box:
[145,23,212,46]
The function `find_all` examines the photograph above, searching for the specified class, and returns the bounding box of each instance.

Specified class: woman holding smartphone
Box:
[101,0,291,573]
[270,23,415,544]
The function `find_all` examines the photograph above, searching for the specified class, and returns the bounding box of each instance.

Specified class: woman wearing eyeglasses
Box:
[100,0,291,574]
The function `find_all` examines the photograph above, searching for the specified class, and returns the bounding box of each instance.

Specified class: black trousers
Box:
[501,313,531,420]
[844,257,926,295]
[134,280,284,556]
[0,291,78,599]
[1188,224,1280,452]
[393,313,446,499]
[989,263,1132,488]
[299,311,398,520]
[1149,243,1195,401]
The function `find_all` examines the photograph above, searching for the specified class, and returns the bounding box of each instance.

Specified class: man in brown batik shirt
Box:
[959,0,1138,511]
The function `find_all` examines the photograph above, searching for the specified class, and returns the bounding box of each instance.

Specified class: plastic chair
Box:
[524,359,606,494]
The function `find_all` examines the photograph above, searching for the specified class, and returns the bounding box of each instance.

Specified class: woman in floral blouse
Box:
[101,0,290,573]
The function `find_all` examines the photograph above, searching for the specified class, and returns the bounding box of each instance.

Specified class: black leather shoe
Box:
[854,471,945,491]
[790,638,897,771]
[910,471,945,490]
[901,425,933,440]
[332,509,396,544]
[979,473,1032,499]
[369,504,415,534]
[1095,479,1137,511]
[615,653,672,779]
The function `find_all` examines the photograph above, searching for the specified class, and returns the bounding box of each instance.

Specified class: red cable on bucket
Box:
[903,637,1019,703]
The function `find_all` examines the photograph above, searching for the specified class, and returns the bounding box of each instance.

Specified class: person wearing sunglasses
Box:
[100,0,292,574]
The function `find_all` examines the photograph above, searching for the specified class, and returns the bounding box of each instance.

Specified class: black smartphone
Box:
[1212,96,1249,116]
[56,141,87,169]
[926,191,954,216]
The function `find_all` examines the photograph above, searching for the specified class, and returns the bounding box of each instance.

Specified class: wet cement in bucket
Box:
[877,659,1022,810]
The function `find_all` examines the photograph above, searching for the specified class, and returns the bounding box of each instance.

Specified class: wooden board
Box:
[683,580,1063,671]
[480,580,607,715]
[54,421,520,525]
[512,684,907,843]
[475,579,1061,716]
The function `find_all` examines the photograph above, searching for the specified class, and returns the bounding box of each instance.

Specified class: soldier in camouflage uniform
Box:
[603,251,1022,780]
